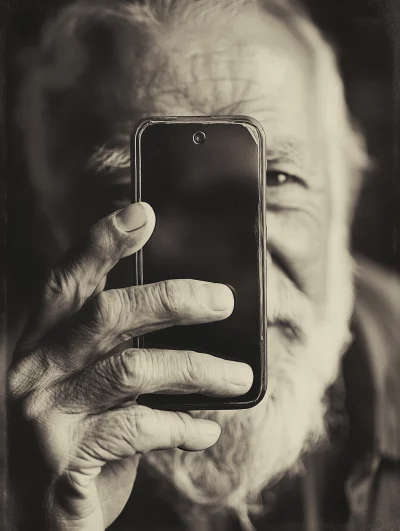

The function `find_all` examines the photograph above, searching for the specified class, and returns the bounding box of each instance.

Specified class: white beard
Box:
[142,247,355,530]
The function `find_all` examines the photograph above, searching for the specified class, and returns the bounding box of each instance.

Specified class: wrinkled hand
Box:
[8,203,253,531]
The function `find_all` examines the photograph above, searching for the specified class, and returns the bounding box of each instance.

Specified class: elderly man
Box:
[7,0,400,530]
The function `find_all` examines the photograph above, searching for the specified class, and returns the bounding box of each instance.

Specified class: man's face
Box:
[22,6,354,519]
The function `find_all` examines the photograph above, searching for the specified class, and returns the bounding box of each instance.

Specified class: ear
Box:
[346,123,370,224]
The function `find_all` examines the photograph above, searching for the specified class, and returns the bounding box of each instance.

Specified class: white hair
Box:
[17,0,368,211]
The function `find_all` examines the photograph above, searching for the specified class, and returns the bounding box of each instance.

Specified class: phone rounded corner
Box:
[242,381,267,409]
[237,116,266,146]
[136,380,268,410]
[131,118,152,146]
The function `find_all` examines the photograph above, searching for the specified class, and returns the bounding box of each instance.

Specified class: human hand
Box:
[8,203,253,530]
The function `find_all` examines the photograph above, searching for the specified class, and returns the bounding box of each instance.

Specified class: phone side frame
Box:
[131,116,267,409]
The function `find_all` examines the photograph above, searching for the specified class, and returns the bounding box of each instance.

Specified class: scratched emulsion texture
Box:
[0,1,399,530]
[1,2,9,529]
[386,0,400,264]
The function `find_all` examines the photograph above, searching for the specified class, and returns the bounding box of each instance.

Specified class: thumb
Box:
[21,203,156,347]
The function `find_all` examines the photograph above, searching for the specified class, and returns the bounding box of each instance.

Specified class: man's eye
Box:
[266,171,304,187]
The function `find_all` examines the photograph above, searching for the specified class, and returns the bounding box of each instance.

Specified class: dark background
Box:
[307,0,400,271]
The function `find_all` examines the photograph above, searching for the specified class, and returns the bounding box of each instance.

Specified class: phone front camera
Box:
[193,131,206,144]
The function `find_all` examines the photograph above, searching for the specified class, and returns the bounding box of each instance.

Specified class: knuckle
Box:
[119,408,191,451]
[181,351,205,385]
[92,290,123,331]
[158,280,190,319]
[92,291,110,327]
[45,266,71,299]
[170,412,190,445]
[126,285,152,317]
[89,213,132,262]
[219,359,234,384]
[44,263,86,312]
[87,221,114,260]
[112,350,151,392]
[128,406,154,440]
[8,349,51,400]
[128,280,195,322]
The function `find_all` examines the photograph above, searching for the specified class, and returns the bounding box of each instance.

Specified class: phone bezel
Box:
[131,116,267,410]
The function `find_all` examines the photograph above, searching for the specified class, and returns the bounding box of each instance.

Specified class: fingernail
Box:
[197,420,221,439]
[225,361,253,387]
[201,283,235,311]
[116,203,147,232]
[224,284,237,303]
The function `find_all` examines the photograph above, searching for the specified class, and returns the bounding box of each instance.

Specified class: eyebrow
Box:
[264,134,315,181]
[266,135,309,166]
[88,144,131,173]
[87,133,312,176]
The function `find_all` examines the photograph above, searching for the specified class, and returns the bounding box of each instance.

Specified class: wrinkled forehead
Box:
[132,11,311,115]
[41,8,314,144]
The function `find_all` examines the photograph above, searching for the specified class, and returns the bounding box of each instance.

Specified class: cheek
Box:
[267,200,331,307]
[274,208,328,258]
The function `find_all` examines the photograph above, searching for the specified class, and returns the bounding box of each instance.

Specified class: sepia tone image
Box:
[1,1,400,530]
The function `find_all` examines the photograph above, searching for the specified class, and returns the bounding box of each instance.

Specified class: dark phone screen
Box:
[134,120,266,409]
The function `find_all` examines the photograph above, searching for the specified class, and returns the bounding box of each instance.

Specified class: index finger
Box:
[47,279,235,370]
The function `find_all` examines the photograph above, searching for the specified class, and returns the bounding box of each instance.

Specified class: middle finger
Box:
[57,348,253,413]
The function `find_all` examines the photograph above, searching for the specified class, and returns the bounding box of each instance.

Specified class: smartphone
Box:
[131,116,266,410]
